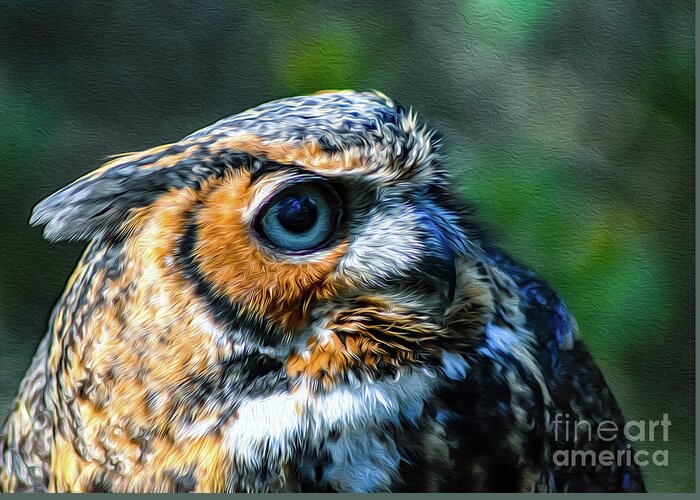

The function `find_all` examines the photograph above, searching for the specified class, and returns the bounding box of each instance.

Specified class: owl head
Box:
[31,91,488,388]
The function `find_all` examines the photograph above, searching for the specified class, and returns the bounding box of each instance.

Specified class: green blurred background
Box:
[0,0,694,492]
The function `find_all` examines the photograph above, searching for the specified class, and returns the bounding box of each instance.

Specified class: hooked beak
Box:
[416,206,458,306]
[419,232,457,305]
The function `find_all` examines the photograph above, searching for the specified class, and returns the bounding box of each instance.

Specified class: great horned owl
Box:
[0,91,644,492]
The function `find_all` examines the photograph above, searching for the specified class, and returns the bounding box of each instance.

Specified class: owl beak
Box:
[418,215,458,305]
[443,253,457,304]
[421,242,457,305]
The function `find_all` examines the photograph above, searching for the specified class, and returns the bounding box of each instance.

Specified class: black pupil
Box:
[277,195,318,234]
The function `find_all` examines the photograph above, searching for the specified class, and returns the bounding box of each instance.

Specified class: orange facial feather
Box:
[193,170,348,333]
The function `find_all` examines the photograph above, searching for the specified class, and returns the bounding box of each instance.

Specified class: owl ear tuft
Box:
[30,140,248,242]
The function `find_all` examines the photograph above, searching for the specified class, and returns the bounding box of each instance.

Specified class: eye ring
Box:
[254,182,343,254]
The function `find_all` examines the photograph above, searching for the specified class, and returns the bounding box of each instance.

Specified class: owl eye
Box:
[255,182,342,252]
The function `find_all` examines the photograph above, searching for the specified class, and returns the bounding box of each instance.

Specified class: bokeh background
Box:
[0,0,694,491]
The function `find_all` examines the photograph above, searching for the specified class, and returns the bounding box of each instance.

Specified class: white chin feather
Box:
[213,367,440,491]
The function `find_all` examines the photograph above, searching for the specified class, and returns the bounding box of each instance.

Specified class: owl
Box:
[0,91,644,492]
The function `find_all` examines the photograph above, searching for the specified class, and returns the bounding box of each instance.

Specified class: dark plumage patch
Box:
[164,468,197,493]
[87,473,113,493]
